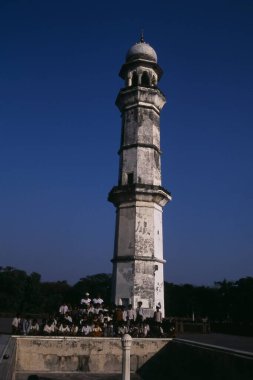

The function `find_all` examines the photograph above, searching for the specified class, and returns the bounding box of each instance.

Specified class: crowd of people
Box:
[12,292,175,338]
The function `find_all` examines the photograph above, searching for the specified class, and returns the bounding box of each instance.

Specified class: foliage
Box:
[71,273,112,306]
[165,277,253,323]
[0,266,253,325]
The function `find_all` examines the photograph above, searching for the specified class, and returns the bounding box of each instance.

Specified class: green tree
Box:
[0,267,28,312]
[72,273,112,306]
[41,280,71,313]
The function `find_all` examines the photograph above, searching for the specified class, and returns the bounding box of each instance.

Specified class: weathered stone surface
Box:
[109,41,171,316]
[15,337,170,373]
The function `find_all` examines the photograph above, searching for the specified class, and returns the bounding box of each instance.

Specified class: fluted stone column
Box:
[121,334,133,380]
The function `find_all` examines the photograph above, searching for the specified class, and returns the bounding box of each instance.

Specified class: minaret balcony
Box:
[116,86,166,113]
[108,183,171,207]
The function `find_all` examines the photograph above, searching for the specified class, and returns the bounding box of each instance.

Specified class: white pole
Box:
[121,334,132,380]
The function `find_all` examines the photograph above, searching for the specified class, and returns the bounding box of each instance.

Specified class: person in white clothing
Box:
[126,304,135,323]
[92,294,104,305]
[43,320,55,335]
[59,303,68,315]
[64,312,72,323]
[29,319,40,335]
[93,303,102,315]
[81,322,92,336]
[12,314,21,334]
[80,293,91,306]
[154,306,162,323]
[58,322,70,335]
[122,306,128,322]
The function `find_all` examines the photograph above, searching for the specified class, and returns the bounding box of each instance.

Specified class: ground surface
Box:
[0,334,10,356]
[178,332,253,353]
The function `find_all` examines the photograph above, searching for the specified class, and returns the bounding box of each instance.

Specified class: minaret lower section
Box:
[108,39,171,317]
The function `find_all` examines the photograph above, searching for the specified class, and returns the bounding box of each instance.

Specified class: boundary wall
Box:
[15,336,170,375]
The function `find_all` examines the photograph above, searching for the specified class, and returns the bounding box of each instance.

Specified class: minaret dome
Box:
[126,41,158,63]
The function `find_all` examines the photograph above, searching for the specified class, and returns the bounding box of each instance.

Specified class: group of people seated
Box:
[12,292,172,338]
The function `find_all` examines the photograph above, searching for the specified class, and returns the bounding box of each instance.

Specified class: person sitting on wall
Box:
[105,320,114,337]
[101,302,109,313]
[117,320,128,336]
[91,321,103,337]
[70,322,79,336]
[64,312,72,323]
[80,303,88,315]
[92,294,104,305]
[59,302,69,315]
[149,318,164,338]
[58,321,70,335]
[102,313,111,336]
[114,305,123,322]
[94,303,102,315]
[128,321,140,337]
[98,310,104,324]
[12,313,21,334]
[79,314,88,327]
[29,318,40,335]
[80,292,91,306]
[141,321,150,337]
[81,320,92,336]
[43,319,56,335]
[22,316,31,335]
[87,301,95,315]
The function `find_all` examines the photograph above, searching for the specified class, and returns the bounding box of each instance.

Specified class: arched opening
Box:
[141,71,150,86]
[132,72,138,86]
[127,172,134,185]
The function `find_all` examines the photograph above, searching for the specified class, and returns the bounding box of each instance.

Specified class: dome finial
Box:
[140,29,144,43]
[126,35,158,63]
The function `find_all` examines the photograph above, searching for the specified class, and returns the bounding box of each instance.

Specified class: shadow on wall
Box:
[27,376,51,380]
[137,342,253,380]
[24,375,139,380]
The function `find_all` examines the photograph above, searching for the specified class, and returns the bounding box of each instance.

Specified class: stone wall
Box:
[15,337,170,374]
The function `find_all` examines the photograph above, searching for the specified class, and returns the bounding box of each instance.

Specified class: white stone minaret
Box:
[108,37,171,317]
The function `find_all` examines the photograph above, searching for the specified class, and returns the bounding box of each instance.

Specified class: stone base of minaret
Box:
[109,185,171,317]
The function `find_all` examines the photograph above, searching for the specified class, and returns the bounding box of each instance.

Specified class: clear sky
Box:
[0,0,252,285]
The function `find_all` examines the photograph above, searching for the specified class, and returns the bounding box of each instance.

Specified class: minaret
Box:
[108,37,171,317]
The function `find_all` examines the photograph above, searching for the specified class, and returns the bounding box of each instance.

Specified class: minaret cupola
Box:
[119,36,163,88]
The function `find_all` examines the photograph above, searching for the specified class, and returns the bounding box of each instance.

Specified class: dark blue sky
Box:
[0,0,252,285]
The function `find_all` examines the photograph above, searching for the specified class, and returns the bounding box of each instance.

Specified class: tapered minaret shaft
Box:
[108,38,171,317]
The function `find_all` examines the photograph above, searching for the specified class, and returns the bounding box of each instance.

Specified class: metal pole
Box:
[121,334,132,380]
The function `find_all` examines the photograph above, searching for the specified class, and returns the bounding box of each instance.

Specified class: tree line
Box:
[1,266,253,324]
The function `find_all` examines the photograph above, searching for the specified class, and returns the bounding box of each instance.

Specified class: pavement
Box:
[177,332,253,353]
[0,318,12,334]
[0,334,10,358]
